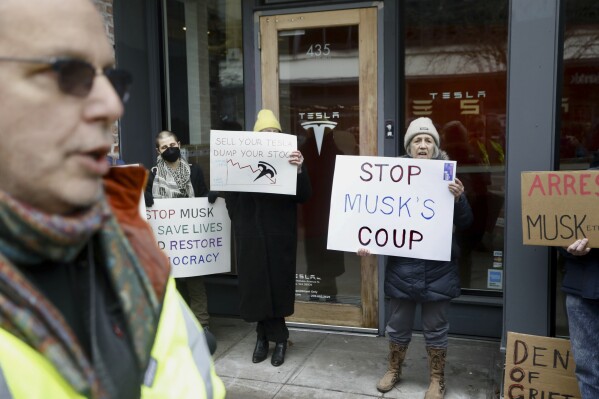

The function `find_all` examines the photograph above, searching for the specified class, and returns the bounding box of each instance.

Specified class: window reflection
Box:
[277,26,362,304]
[163,0,244,273]
[164,0,245,145]
[404,0,508,292]
[556,0,599,336]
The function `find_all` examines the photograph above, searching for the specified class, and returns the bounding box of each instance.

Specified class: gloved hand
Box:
[207,191,218,204]
[144,192,154,208]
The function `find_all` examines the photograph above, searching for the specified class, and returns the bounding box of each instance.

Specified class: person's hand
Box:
[357,248,371,257]
[144,193,154,208]
[566,238,591,256]
[289,150,304,174]
[448,178,465,202]
[207,191,218,204]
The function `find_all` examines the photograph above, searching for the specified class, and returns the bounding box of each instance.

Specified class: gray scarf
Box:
[152,156,195,199]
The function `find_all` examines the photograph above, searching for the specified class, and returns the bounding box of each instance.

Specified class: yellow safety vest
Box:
[0,278,225,399]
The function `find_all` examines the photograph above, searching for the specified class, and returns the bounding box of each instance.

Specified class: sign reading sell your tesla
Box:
[210,130,298,195]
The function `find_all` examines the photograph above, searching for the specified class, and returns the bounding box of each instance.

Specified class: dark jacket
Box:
[560,165,599,300]
[561,248,599,299]
[144,163,208,206]
[224,165,311,321]
[384,151,473,302]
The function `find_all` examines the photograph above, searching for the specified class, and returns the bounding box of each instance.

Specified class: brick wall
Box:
[92,0,119,159]
[92,0,114,45]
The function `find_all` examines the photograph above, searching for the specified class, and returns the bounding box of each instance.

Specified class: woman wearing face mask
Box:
[358,117,473,399]
[145,130,208,205]
[144,130,216,351]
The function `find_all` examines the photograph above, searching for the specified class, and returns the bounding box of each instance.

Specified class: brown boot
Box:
[424,347,447,399]
[376,342,408,393]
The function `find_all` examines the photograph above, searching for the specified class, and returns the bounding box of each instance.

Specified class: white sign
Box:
[327,155,457,261]
[210,130,298,195]
[146,198,231,277]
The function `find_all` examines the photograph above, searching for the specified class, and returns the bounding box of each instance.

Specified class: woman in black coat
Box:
[225,110,311,367]
[358,117,472,399]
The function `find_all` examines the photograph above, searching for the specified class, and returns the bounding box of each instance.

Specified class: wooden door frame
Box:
[259,7,378,328]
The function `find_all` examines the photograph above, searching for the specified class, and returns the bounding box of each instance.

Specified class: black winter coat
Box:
[225,165,311,321]
[385,152,473,302]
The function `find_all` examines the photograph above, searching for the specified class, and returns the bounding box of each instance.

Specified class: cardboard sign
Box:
[210,130,298,195]
[146,198,231,277]
[521,171,599,247]
[327,155,456,261]
[504,332,581,399]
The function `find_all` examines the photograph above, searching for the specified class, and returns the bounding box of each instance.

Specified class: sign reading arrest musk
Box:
[146,198,231,277]
[210,130,298,195]
[521,170,599,247]
[327,155,457,261]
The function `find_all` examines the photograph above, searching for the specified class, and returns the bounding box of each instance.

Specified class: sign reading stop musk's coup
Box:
[327,155,457,261]
[521,170,599,248]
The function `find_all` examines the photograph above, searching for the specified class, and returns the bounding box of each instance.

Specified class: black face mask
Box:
[161,146,181,163]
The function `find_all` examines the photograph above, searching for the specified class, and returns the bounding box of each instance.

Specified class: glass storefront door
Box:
[259,8,378,328]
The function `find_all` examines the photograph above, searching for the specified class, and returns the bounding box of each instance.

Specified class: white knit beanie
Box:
[404,117,440,150]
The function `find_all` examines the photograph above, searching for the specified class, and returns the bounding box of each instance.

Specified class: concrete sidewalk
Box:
[210,317,503,399]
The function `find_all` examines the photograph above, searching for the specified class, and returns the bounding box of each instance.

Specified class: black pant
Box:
[256,317,288,343]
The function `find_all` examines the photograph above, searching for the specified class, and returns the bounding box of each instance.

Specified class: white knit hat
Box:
[404,117,440,150]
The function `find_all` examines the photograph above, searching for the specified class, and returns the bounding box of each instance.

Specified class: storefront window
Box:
[163,0,244,157]
[556,0,599,336]
[163,0,244,273]
[404,0,508,292]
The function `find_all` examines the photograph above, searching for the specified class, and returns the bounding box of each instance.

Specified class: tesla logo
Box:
[254,161,277,182]
[412,99,433,116]
[301,121,337,155]
[429,91,486,100]
[299,111,340,155]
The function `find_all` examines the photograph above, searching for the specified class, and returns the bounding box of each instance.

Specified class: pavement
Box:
[209,316,503,399]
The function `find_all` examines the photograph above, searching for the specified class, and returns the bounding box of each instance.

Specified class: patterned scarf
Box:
[0,190,160,398]
[152,156,195,199]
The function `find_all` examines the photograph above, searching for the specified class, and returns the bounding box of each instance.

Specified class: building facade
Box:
[108,0,599,344]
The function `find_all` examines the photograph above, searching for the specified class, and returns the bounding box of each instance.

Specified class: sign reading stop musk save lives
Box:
[521,170,599,247]
[504,332,581,399]
[146,198,231,278]
[210,130,298,195]
[327,155,457,261]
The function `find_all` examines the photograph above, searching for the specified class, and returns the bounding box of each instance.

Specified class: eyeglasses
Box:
[0,56,132,103]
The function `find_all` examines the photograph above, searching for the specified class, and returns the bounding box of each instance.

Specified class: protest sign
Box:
[327,155,456,261]
[521,170,599,247]
[146,197,231,277]
[210,130,298,195]
[504,332,581,399]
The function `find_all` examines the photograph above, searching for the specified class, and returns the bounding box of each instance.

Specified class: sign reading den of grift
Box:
[504,332,581,399]
[146,197,231,278]
[521,170,599,247]
[327,155,457,261]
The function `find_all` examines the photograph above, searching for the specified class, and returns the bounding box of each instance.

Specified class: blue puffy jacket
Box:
[384,165,473,302]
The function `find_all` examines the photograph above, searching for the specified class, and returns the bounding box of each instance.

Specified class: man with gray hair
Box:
[0,1,224,398]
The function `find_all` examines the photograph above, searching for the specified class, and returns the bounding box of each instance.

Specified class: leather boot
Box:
[376,342,408,392]
[424,347,447,399]
[271,341,287,367]
[252,337,269,363]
